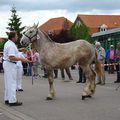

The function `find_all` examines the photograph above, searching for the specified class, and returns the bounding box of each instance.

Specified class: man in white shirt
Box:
[95,42,106,85]
[3,31,30,106]
[16,48,27,91]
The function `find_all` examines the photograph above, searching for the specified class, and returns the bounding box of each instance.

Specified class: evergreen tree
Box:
[7,6,25,47]
[70,20,91,42]
[0,38,7,51]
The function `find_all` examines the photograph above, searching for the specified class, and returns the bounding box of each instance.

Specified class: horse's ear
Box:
[33,23,36,27]
[36,22,39,28]
[6,32,9,36]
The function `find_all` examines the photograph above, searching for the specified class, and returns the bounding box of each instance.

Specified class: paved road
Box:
[0,69,120,120]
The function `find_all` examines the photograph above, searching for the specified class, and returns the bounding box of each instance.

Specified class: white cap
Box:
[110,45,114,48]
[95,42,101,46]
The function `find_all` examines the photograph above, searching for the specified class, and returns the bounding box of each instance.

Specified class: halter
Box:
[23,29,38,43]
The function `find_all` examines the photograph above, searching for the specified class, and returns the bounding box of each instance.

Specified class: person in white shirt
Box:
[3,31,30,106]
[16,48,27,91]
[95,42,106,85]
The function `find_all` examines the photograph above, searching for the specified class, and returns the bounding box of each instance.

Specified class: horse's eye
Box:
[30,31,32,33]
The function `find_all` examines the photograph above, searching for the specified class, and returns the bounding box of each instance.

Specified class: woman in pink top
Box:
[106,45,116,74]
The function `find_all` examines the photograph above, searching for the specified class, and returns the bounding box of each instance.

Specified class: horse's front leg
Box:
[82,66,96,100]
[46,69,56,100]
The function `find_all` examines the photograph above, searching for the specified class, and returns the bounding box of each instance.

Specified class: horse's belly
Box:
[53,57,76,69]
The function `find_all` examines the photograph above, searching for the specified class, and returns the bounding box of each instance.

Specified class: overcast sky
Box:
[0,0,120,37]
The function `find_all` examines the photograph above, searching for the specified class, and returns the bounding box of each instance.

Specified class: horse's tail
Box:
[94,51,103,77]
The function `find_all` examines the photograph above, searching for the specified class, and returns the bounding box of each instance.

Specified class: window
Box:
[100,24,108,32]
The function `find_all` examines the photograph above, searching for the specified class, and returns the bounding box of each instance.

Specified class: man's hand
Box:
[9,56,32,63]
[21,58,32,63]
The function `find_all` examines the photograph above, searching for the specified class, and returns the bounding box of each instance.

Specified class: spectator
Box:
[16,48,26,91]
[42,67,48,78]
[114,42,120,83]
[53,68,73,80]
[76,66,86,83]
[27,50,32,76]
[0,53,3,73]
[106,45,116,74]
[95,42,106,85]
[32,49,40,76]
[22,48,28,75]
[60,68,73,80]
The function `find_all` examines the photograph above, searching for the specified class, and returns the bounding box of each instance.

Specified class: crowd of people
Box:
[0,31,120,107]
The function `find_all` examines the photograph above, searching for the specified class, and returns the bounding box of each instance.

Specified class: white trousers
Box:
[3,61,17,103]
[16,66,23,90]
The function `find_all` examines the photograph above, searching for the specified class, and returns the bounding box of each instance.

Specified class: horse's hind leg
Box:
[46,69,56,100]
[89,66,96,95]
[81,65,96,100]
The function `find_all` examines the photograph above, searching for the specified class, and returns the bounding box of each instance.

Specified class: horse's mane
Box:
[41,30,54,43]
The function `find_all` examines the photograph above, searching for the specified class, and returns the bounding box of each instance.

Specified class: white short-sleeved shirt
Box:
[3,40,18,61]
[17,52,25,67]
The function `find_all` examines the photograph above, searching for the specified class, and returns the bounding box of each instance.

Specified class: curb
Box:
[0,102,36,120]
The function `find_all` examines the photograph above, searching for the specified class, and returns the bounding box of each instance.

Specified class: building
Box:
[73,14,120,50]
[92,28,120,50]
[74,14,120,34]
[39,17,73,43]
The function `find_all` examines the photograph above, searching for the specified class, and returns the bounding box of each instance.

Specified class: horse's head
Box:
[20,23,39,46]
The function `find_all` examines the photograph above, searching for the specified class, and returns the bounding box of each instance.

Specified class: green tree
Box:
[7,6,25,47]
[0,38,7,51]
[70,20,91,42]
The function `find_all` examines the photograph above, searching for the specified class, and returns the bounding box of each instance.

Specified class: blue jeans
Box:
[27,63,32,76]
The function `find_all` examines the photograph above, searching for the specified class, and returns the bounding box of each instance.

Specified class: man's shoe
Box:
[76,81,82,83]
[96,82,101,85]
[18,89,24,92]
[101,83,105,85]
[114,80,120,83]
[69,77,73,80]
[42,75,48,78]
[82,81,86,83]
[9,102,22,106]
[5,100,9,105]
[54,76,57,79]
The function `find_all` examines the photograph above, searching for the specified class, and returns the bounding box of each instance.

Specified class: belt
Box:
[3,60,17,64]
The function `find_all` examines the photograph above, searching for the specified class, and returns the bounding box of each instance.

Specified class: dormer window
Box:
[100,24,108,32]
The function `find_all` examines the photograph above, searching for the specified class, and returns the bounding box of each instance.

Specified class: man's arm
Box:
[9,56,31,63]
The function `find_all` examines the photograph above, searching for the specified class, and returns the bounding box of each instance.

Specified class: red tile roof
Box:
[77,14,120,34]
[39,17,73,34]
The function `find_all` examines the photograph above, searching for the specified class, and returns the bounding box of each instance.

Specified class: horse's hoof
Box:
[82,95,86,100]
[86,95,92,98]
[46,97,53,100]
[91,90,94,94]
